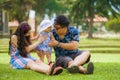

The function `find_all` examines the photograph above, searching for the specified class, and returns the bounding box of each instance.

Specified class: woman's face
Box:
[25,31,31,37]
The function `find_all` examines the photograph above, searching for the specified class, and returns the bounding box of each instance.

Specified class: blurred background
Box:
[0,0,120,38]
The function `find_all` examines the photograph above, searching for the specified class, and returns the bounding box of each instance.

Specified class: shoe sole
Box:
[87,62,94,74]
[67,66,80,73]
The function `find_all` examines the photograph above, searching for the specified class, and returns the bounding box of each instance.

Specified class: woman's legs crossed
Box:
[27,60,63,75]
[26,60,50,75]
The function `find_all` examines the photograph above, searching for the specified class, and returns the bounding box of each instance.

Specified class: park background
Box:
[0,0,120,80]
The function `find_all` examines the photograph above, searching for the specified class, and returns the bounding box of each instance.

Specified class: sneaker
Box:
[67,66,80,73]
[87,62,94,74]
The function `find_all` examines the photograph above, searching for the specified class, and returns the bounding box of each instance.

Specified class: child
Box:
[32,20,53,63]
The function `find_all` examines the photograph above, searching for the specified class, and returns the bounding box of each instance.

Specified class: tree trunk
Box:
[88,17,93,38]
[88,0,94,38]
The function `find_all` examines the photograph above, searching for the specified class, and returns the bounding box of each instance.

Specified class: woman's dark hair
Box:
[54,15,70,28]
[9,21,31,57]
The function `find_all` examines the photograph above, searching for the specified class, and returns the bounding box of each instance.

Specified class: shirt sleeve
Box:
[72,28,80,42]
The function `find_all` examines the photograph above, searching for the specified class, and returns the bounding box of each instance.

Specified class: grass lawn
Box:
[0,38,120,80]
[0,53,120,80]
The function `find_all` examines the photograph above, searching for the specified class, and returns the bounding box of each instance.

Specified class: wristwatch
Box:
[57,41,61,47]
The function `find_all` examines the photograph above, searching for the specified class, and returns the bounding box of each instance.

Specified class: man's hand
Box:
[48,39,58,47]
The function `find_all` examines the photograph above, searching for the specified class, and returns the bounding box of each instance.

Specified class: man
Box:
[48,15,94,74]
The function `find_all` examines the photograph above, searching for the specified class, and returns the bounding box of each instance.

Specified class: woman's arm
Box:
[31,34,39,41]
[11,35,18,47]
[26,35,47,52]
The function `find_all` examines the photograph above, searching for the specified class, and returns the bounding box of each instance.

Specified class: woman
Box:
[8,21,63,75]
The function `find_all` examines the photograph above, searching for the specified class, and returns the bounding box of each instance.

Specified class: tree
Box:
[33,0,68,24]
[62,0,120,38]
[0,0,50,23]
[45,0,68,15]
[106,18,120,33]
[0,0,36,23]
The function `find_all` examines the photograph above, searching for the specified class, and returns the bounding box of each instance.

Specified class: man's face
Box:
[54,24,65,35]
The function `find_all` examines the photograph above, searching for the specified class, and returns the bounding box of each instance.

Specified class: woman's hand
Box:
[48,39,58,47]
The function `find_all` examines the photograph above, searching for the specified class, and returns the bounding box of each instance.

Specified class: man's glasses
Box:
[54,24,62,30]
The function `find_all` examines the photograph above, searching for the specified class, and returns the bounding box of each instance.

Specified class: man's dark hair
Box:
[55,15,70,27]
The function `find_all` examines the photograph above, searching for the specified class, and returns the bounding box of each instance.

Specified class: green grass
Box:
[0,63,120,80]
[0,38,120,80]
[0,53,120,80]
[1,38,120,53]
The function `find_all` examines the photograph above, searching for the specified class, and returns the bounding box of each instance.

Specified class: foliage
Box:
[0,0,4,3]
[62,0,120,38]
[0,0,68,24]
[69,0,120,24]
[45,0,68,15]
[106,18,120,33]
[32,0,49,25]
[32,0,48,15]
[0,0,36,23]
[0,0,50,23]
[33,0,68,24]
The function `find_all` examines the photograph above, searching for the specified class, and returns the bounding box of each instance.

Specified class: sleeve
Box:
[72,28,80,42]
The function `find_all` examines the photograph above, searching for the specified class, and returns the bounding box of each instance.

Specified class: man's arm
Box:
[48,39,79,50]
[58,41,79,50]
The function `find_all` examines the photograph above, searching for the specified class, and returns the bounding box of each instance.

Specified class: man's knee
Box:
[84,50,90,56]
[56,56,72,68]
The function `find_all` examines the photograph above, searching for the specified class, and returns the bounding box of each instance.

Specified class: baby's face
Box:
[44,26,52,32]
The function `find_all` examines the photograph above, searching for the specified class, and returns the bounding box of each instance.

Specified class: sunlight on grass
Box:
[91,53,120,63]
[0,38,120,80]
[0,53,120,64]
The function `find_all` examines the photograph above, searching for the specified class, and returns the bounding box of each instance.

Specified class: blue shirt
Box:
[52,26,80,57]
